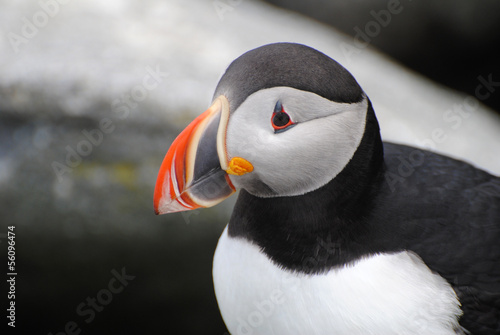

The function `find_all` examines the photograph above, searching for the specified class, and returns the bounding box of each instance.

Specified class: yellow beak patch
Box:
[226,157,254,176]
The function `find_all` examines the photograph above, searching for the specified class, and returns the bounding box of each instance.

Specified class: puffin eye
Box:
[272,111,290,127]
[271,101,295,133]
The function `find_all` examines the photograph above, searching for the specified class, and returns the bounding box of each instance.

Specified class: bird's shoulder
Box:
[377,142,500,334]
[378,142,500,271]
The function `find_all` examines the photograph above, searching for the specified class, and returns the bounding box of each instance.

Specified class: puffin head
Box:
[154,43,374,214]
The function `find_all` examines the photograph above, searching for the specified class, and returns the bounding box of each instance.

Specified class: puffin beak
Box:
[154,95,253,215]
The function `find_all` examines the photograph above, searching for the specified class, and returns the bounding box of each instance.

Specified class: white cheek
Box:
[226,112,273,163]
[225,88,367,197]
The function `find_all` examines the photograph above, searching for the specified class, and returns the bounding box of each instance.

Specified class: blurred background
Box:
[1,0,499,334]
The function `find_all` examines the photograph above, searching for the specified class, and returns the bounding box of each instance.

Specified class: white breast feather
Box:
[213,227,463,335]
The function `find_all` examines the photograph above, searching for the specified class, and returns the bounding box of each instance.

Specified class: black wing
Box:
[379,142,500,334]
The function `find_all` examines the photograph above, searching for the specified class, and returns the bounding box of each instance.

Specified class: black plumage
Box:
[214,43,364,114]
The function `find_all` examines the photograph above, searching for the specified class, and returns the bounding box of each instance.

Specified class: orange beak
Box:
[154,96,237,214]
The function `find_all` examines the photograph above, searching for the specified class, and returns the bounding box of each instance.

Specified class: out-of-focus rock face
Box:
[0,0,499,334]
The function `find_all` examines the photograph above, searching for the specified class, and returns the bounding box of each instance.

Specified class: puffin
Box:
[153,43,500,335]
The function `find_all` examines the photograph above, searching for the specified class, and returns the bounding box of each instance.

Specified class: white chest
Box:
[213,227,463,335]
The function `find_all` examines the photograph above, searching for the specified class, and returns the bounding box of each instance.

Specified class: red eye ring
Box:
[271,102,295,133]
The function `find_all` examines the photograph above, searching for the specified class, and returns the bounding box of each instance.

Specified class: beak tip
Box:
[155,197,196,215]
